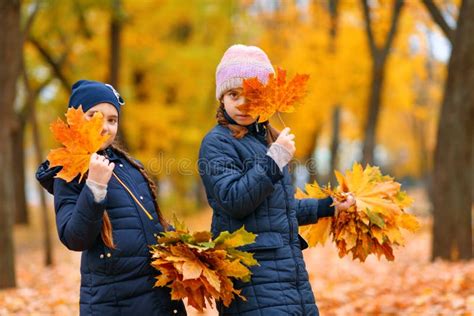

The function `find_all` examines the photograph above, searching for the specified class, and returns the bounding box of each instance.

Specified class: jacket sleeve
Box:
[199,134,283,220]
[53,178,106,251]
[296,196,335,226]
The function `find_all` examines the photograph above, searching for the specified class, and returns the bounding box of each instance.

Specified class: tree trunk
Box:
[109,0,121,88]
[195,179,208,210]
[431,0,473,261]
[362,58,386,165]
[328,0,341,184]
[361,0,404,165]
[109,0,129,150]
[12,123,29,225]
[329,105,341,184]
[305,128,321,184]
[30,100,54,266]
[0,0,21,289]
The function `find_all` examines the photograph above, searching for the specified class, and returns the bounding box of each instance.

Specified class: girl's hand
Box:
[334,193,356,216]
[275,127,296,157]
[88,153,115,185]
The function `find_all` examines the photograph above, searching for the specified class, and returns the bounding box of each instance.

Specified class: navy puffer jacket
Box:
[199,122,334,316]
[36,147,186,316]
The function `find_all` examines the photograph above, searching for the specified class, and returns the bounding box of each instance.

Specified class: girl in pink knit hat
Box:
[198,44,354,315]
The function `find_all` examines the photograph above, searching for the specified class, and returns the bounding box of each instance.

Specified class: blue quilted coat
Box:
[198,120,335,316]
[36,147,186,315]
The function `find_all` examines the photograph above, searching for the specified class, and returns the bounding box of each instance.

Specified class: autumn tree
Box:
[0,0,21,289]
[361,0,404,165]
[12,0,42,226]
[424,0,473,260]
[328,0,341,185]
[109,0,129,148]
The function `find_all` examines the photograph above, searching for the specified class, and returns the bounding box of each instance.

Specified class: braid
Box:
[111,143,169,231]
[262,121,280,144]
[101,212,115,249]
[216,103,280,144]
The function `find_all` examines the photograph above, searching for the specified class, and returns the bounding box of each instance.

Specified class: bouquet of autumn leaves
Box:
[150,217,259,311]
[296,163,420,262]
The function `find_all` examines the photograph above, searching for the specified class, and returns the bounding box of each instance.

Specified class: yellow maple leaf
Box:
[47,106,110,182]
[298,182,333,247]
[202,268,221,292]
[397,213,420,232]
[300,218,332,247]
[214,226,257,250]
[238,67,310,123]
[182,260,203,280]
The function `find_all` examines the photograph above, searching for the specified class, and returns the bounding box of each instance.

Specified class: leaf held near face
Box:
[238,67,310,122]
[47,106,110,182]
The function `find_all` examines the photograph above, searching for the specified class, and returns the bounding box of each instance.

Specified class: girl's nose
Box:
[101,124,108,135]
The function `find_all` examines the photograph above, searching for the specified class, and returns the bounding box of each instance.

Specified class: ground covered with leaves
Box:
[1,194,473,315]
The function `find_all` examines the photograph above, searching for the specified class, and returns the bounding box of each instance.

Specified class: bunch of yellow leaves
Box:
[296,163,420,262]
[150,217,258,312]
[47,106,110,182]
[238,67,310,123]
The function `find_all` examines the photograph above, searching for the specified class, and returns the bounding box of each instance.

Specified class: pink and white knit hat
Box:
[215,44,275,100]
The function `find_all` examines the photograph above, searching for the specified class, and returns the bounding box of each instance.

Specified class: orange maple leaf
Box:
[238,67,310,123]
[47,106,110,182]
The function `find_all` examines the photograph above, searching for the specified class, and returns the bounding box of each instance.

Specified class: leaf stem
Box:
[277,112,286,128]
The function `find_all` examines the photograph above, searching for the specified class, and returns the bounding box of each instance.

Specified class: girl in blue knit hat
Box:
[199,45,354,315]
[36,80,186,315]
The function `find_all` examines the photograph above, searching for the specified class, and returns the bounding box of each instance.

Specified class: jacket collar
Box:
[101,146,122,162]
[223,109,267,138]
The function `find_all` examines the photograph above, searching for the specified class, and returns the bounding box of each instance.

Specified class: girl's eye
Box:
[85,112,97,120]
[108,119,117,124]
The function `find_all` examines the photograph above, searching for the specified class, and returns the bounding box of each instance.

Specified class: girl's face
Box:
[85,102,119,150]
[222,88,256,126]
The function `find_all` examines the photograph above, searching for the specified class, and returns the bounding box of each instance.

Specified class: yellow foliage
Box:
[298,163,420,262]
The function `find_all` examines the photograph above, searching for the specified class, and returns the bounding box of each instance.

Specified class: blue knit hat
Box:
[68,80,125,114]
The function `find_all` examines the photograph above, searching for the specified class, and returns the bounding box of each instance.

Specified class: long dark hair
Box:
[216,103,280,144]
[100,142,168,248]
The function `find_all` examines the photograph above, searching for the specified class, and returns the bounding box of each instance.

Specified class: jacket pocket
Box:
[240,232,284,252]
[86,243,107,275]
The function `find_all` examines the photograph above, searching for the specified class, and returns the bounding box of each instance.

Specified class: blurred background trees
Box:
[0,0,472,290]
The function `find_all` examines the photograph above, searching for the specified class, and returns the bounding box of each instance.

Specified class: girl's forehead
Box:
[88,103,118,116]
[227,87,243,93]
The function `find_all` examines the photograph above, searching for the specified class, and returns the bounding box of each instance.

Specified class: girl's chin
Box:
[100,141,113,150]
[234,116,256,125]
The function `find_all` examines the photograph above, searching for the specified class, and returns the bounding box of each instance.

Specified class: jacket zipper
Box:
[281,175,306,315]
[253,133,306,313]
[114,163,156,246]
